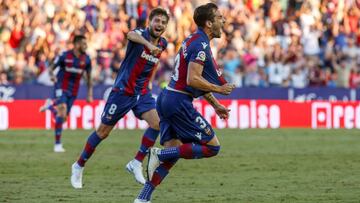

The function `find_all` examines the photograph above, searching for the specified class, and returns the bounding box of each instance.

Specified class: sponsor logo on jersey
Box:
[196,51,206,62]
[141,51,159,63]
[65,67,84,74]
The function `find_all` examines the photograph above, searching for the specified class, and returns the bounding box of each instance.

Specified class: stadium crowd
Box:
[0,0,359,88]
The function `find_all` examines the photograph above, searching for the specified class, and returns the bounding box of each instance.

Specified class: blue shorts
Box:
[54,89,76,114]
[157,89,215,145]
[101,90,156,126]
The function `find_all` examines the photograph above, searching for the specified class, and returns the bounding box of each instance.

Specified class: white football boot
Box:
[39,98,52,112]
[53,143,65,153]
[146,147,161,181]
[71,162,83,189]
[134,198,151,203]
[126,159,146,185]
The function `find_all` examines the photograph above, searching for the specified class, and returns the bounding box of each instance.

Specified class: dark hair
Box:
[73,35,86,44]
[149,8,169,22]
[193,3,218,28]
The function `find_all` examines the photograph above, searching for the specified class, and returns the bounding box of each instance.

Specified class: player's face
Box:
[75,39,87,54]
[149,15,168,38]
[210,10,225,38]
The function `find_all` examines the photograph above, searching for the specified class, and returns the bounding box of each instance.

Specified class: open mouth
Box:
[154,27,163,33]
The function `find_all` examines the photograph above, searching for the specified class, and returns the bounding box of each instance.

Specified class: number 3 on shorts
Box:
[195,116,207,129]
[108,104,117,115]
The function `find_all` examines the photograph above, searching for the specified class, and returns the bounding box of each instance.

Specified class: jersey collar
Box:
[196,28,210,43]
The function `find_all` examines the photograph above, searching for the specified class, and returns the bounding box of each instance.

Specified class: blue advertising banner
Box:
[0,84,358,101]
[290,87,356,101]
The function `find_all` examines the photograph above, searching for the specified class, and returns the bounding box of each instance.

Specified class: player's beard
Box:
[78,46,86,54]
[149,28,163,39]
[211,24,223,38]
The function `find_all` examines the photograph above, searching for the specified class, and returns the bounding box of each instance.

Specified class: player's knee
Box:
[57,104,67,117]
[96,127,109,139]
[207,145,220,157]
[96,129,109,139]
[149,121,160,130]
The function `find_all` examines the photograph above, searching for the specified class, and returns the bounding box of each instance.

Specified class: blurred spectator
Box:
[0,71,9,85]
[0,0,359,88]
[223,47,242,87]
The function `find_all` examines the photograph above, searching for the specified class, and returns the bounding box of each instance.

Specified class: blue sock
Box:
[77,131,103,167]
[55,116,64,144]
[137,182,155,201]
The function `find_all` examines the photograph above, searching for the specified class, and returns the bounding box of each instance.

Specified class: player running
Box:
[70,8,169,188]
[134,3,235,203]
[39,35,93,153]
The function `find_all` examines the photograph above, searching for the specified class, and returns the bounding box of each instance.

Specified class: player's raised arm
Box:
[48,54,63,83]
[127,30,162,55]
[187,61,235,95]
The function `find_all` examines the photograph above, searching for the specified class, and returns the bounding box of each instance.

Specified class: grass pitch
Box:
[0,129,359,203]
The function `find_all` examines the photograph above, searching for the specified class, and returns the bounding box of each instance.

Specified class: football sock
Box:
[54,116,64,144]
[137,181,155,201]
[77,131,102,167]
[150,158,178,186]
[157,143,221,161]
[135,128,159,162]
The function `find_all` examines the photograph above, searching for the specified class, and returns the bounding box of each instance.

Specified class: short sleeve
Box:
[133,28,146,37]
[189,45,207,66]
[53,52,65,68]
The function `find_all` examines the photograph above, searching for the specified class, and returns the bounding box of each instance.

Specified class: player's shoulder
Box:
[62,50,72,55]
[188,34,209,51]
[133,27,146,35]
[55,50,70,61]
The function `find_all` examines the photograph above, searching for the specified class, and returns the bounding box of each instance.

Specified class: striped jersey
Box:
[113,28,168,95]
[168,28,227,98]
[54,50,91,96]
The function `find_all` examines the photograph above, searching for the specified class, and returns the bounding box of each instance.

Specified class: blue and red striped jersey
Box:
[54,50,91,96]
[168,28,227,98]
[113,28,168,95]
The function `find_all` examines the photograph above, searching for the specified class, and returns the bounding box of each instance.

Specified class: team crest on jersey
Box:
[196,51,206,62]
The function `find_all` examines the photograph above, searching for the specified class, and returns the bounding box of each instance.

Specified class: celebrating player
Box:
[70,8,169,188]
[134,3,236,203]
[39,35,93,153]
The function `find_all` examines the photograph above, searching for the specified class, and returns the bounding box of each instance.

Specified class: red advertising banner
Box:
[0,100,360,130]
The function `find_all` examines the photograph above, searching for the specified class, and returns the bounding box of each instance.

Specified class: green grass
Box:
[0,129,360,203]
